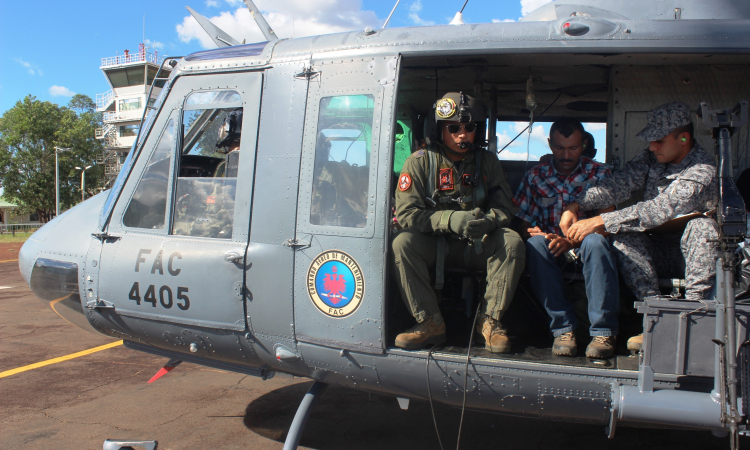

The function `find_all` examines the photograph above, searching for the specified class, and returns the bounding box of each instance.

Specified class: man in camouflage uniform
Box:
[560,102,719,352]
[392,92,524,353]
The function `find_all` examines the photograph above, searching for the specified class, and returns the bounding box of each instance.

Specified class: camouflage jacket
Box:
[395,144,517,234]
[576,144,717,233]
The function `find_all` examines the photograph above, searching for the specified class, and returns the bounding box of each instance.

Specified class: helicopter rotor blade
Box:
[242,0,278,41]
[186,6,241,48]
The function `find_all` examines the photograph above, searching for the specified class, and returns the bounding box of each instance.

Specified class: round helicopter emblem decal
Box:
[307,250,365,318]
[435,98,457,119]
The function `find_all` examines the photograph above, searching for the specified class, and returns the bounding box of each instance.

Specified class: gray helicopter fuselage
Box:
[18,3,750,435]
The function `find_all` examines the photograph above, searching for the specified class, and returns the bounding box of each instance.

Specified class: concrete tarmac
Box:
[1,241,744,450]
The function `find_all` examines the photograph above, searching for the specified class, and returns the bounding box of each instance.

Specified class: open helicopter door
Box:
[93,72,263,349]
[292,56,400,356]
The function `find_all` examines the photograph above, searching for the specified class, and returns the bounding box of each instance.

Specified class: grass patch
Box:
[0,232,35,243]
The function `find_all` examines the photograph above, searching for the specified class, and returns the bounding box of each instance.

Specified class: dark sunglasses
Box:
[445,123,477,134]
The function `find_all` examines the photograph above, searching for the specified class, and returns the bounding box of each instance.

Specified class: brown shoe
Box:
[475,315,511,353]
[552,331,577,356]
[586,336,616,359]
[395,317,446,350]
[627,334,643,355]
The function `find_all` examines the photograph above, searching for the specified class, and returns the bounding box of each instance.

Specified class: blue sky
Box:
[0,0,607,162]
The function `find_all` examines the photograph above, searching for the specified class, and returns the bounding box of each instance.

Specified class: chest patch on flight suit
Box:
[398,173,412,191]
[439,168,454,190]
[462,174,473,187]
[206,195,216,204]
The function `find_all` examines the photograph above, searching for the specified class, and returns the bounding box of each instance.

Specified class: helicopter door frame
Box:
[292,56,400,355]
[93,72,263,333]
[243,62,312,357]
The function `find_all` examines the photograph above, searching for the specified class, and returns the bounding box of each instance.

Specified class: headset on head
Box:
[216,108,243,150]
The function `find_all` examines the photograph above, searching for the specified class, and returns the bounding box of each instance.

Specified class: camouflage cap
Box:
[636,102,693,141]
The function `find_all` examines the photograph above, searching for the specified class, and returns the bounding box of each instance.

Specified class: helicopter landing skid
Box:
[283,381,328,450]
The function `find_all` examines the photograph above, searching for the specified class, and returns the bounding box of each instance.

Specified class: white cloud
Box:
[15,58,42,76]
[177,0,380,47]
[584,122,606,131]
[408,0,434,26]
[498,150,539,161]
[206,0,219,6]
[521,0,553,16]
[492,18,516,23]
[144,39,165,50]
[49,85,75,97]
[512,122,548,144]
[496,130,523,150]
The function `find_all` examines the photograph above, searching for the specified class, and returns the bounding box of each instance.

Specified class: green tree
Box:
[68,93,97,115]
[0,95,104,222]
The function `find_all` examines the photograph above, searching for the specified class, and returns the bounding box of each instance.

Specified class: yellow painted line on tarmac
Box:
[0,259,19,263]
[0,340,124,379]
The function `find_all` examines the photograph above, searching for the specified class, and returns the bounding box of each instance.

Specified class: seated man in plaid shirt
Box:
[513,119,619,359]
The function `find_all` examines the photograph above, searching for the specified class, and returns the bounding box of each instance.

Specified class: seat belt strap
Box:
[426,150,439,208]
[435,236,446,290]
[473,148,486,209]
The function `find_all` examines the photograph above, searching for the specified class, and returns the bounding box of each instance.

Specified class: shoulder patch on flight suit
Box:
[673,181,696,199]
[398,173,412,191]
[414,149,426,158]
[438,168,454,190]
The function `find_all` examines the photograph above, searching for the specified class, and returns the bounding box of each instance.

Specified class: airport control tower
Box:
[95,43,170,187]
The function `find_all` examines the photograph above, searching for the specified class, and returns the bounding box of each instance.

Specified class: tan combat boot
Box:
[552,331,577,356]
[586,336,616,359]
[476,315,511,353]
[627,334,643,355]
[395,316,446,350]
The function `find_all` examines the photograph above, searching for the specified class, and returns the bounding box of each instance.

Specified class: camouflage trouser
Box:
[391,228,525,323]
[610,217,719,300]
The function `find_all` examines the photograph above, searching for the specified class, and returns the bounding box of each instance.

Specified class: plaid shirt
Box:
[513,157,611,236]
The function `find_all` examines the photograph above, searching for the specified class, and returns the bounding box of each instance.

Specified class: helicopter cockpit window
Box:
[185,90,241,106]
[123,118,174,229]
[310,94,375,228]
[171,94,240,239]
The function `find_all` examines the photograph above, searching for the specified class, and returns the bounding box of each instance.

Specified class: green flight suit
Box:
[392,144,525,323]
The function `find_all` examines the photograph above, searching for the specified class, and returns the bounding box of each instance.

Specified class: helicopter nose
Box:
[19,192,109,335]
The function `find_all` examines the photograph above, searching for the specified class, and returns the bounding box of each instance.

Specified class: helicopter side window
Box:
[310,95,375,228]
[171,105,239,239]
[123,118,174,229]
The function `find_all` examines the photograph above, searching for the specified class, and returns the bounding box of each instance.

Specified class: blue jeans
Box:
[526,234,620,337]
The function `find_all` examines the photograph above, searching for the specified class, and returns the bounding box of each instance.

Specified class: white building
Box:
[96,44,170,186]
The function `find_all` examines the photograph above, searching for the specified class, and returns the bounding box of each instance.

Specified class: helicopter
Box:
[18,0,750,448]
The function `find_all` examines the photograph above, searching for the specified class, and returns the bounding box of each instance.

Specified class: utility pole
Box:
[75,165,93,202]
[53,147,72,217]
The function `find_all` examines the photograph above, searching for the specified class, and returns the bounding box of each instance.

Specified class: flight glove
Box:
[465,208,496,239]
[449,211,474,236]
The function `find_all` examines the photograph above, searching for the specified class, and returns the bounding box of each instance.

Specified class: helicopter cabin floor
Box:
[385,269,646,371]
[385,329,640,371]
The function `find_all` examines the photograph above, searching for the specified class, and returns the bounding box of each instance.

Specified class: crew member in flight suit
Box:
[391,93,524,353]
[560,102,719,353]
[175,109,242,238]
